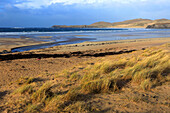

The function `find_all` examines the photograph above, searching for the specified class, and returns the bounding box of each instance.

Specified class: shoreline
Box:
[0,37,94,54]
[17,37,170,53]
[0,38,48,52]
[0,37,170,54]
[1,27,170,53]
[11,38,94,53]
[0,37,170,61]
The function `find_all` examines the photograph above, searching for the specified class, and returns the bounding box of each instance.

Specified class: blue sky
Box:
[0,0,170,27]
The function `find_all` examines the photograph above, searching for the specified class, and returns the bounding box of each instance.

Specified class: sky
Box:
[0,0,170,27]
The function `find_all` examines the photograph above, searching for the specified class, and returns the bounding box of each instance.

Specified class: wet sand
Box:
[0,38,48,52]
[10,37,170,54]
[0,37,92,53]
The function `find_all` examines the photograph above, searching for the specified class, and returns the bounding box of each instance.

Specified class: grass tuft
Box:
[64,87,81,101]
[31,82,53,103]
[81,78,120,94]
[70,72,81,81]
[27,103,42,113]
[13,84,33,94]
[64,101,100,112]
[16,77,35,85]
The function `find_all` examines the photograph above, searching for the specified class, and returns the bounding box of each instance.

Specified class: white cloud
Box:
[14,0,167,9]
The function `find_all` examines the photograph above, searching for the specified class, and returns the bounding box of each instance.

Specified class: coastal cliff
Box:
[52,18,170,28]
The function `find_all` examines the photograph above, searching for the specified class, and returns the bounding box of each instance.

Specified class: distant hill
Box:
[111,18,152,28]
[52,18,170,28]
[111,18,170,28]
[89,21,112,28]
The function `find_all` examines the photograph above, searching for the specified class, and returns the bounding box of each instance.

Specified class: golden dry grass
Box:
[3,45,170,113]
[13,84,33,94]
[31,82,53,103]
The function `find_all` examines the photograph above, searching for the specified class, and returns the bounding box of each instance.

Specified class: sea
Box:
[0,27,170,52]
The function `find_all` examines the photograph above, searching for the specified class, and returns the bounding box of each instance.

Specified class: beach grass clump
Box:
[25,77,35,84]
[126,57,139,67]
[64,86,81,101]
[81,78,120,94]
[31,82,53,103]
[64,101,100,112]
[100,63,117,74]
[140,78,153,90]
[16,77,35,85]
[43,95,64,112]
[142,48,162,57]
[13,84,33,94]
[44,88,81,112]
[56,70,71,79]
[123,50,170,90]
[77,49,169,91]
[70,72,81,81]
[45,95,99,112]
[97,59,128,74]
[27,103,42,113]
[81,71,100,82]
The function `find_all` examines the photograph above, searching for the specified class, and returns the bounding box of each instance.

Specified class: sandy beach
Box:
[0,37,170,112]
[0,37,170,85]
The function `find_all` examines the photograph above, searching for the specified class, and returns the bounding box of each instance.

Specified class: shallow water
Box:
[0,28,170,52]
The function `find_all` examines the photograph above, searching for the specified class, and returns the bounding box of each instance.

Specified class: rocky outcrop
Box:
[146,23,170,29]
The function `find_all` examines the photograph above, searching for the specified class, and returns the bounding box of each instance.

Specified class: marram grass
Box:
[10,47,170,112]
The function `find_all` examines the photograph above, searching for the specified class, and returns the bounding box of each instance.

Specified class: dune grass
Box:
[123,50,170,90]
[13,84,33,94]
[16,77,35,85]
[31,82,53,103]
[7,45,170,112]
[27,103,41,113]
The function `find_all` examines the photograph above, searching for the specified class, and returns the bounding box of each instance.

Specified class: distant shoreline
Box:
[0,37,170,54]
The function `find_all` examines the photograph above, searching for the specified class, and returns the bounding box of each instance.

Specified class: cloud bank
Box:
[0,0,169,27]
[14,0,150,9]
